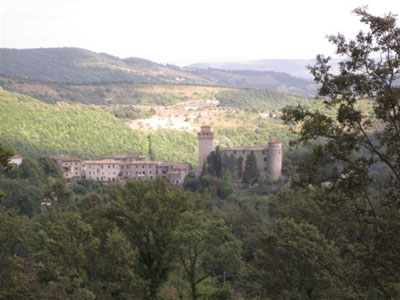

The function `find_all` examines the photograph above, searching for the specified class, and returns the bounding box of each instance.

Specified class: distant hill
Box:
[0,48,318,96]
[0,48,206,84]
[187,58,341,80]
[0,75,313,110]
[185,68,317,96]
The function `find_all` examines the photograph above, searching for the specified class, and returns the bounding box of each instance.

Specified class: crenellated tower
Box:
[197,126,214,175]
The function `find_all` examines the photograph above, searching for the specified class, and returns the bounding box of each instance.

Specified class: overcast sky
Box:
[1,0,400,65]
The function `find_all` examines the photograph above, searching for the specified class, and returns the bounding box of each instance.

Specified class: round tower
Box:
[197,126,214,175]
[267,141,282,180]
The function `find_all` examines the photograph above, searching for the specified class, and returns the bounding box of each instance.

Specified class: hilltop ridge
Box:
[0,48,317,96]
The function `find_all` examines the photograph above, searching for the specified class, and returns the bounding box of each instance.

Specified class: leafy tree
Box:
[221,153,237,176]
[173,211,241,300]
[35,211,99,298]
[90,227,142,299]
[0,207,33,299]
[272,7,400,299]
[105,179,203,299]
[206,146,222,178]
[243,152,260,185]
[0,178,43,216]
[39,156,63,178]
[236,156,244,180]
[0,142,14,173]
[0,142,14,198]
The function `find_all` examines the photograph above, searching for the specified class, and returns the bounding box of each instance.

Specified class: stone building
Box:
[9,154,23,166]
[197,126,282,180]
[51,154,190,184]
[50,155,83,179]
[83,159,121,182]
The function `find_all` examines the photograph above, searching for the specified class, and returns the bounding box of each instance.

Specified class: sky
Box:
[1,0,400,65]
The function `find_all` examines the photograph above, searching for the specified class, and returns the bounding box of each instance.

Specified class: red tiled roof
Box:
[50,155,81,162]
[83,159,120,164]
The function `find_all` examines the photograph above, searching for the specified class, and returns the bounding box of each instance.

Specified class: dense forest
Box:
[1,8,400,300]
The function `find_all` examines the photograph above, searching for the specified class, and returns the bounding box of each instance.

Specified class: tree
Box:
[39,156,62,178]
[0,142,14,173]
[173,211,241,300]
[236,156,244,180]
[105,179,204,299]
[35,211,99,299]
[243,152,260,185]
[276,7,400,299]
[0,142,14,198]
[206,147,222,178]
[221,153,237,176]
[0,207,33,299]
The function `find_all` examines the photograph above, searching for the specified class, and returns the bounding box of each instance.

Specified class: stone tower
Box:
[197,126,214,175]
[267,141,282,180]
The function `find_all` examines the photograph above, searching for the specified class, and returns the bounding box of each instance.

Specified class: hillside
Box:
[0,88,302,166]
[0,48,317,95]
[186,68,317,96]
[0,75,313,111]
[0,48,205,84]
[187,58,342,79]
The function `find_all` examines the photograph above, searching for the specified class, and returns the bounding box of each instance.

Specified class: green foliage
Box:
[147,130,198,165]
[104,179,204,299]
[189,68,317,96]
[0,48,194,84]
[173,211,241,300]
[0,89,148,159]
[243,152,260,185]
[216,88,314,112]
[0,207,33,299]
[248,8,400,300]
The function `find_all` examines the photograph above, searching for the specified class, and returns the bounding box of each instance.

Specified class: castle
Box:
[51,126,282,184]
[197,126,282,180]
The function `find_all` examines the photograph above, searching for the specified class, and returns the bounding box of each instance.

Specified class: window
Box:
[234,151,236,154]
[101,165,103,169]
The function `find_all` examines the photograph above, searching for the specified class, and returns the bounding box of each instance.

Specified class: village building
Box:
[51,154,190,184]
[9,154,23,166]
[83,159,121,182]
[50,155,83,179]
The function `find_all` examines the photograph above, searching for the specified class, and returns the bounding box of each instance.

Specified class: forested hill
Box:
[186,68,317,96]
[0,48,317,96]
[0,48,207,84]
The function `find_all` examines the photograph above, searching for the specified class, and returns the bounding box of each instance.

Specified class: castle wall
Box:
[220,147,268,175]
[200,127,283,181]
